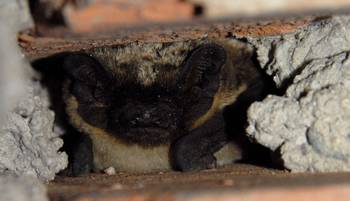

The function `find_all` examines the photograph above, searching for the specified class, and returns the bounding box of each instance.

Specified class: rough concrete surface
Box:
[0,0,34,124]
[0,0,68,181]
[0,80,68,181]
[247,15,350,172]
[0,0,33,31]
[249,15,350,86]
[0,25,27,124]
[0,174,48,201]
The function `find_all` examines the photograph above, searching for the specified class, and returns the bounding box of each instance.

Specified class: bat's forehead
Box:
[87,40,202,87]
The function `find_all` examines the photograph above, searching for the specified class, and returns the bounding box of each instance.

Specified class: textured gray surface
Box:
[0,81,68,181]
[0,23,30,124]
[0,174,48,201]
[0,0,33,31]
[249,16,350,87]
[0,1,52,200]
[0,1,67,181]
[0,0,33,123]
[247,16,350,172]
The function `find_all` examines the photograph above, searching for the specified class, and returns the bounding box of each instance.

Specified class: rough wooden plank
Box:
[48,164,350,201]
[21,16,316,61]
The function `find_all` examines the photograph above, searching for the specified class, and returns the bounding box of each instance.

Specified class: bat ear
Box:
[63,53,113,104]
[177,43,227,91]
[63,53,101,85]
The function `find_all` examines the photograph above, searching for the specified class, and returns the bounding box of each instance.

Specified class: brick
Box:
[64,0,193,32]
[190,0,350,18]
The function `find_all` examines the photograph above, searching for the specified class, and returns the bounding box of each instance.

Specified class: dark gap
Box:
[270,145,286,170]
[32,53,90,176]
[278,60,313,94]
[193,4,204,17]
[223,49,279,168]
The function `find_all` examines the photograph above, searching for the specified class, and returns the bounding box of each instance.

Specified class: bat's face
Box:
[63,39,260,173]
[107,85,183,145]
[63,53,184,146]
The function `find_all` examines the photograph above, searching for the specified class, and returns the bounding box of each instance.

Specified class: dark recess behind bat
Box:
[32,53,93,176]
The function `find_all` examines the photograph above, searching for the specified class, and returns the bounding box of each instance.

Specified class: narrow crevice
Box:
[31,40,280,176]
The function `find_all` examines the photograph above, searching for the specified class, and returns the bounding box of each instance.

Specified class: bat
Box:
[62,38,265,174]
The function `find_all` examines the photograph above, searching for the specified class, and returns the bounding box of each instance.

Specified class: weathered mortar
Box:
[247,15,350,172]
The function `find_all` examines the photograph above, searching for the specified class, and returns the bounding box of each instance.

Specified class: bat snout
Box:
[112,101,180,131]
